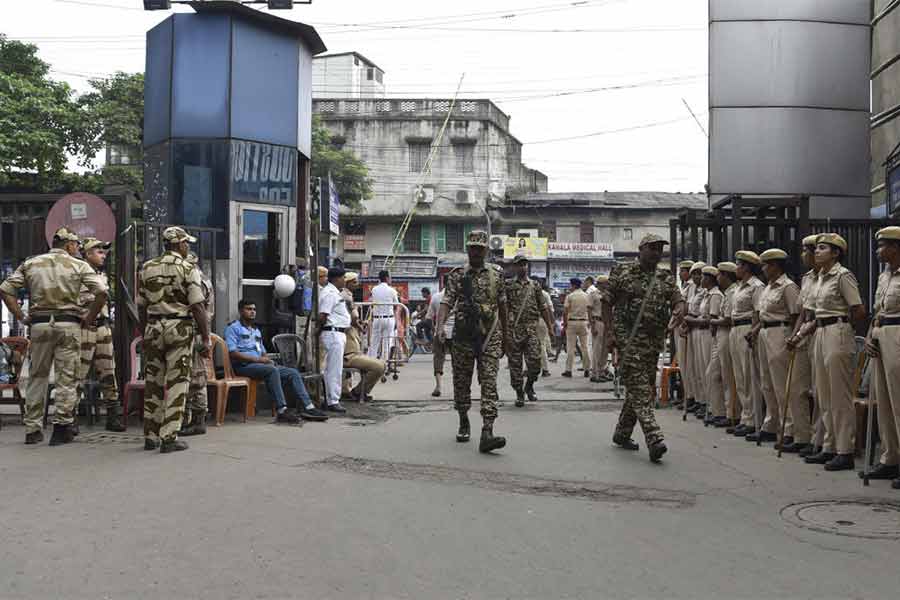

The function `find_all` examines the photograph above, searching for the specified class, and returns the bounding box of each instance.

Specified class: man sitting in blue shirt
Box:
[224,300,327,423]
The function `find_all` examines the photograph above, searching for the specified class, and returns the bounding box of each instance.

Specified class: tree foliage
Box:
[311,115,373,209]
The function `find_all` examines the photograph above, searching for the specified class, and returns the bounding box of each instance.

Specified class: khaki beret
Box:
[678,260,695,270]
[759,248,788,262]
[701,266,719,277]
[689,261,707,273]
[344,272,359,282]
[596,275,609,283]
[876,226,900,242]
[816,233,847,253]
[735,250,761,265]
[317,266,328,276]
[802,235,819,248]
[717,261,737,273]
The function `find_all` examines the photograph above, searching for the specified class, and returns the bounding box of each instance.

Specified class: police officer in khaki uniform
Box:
[563,278,591,377]
[701,266,726,425]
[793,233,865,471]
[0,228,108,445]
[588,276,609,382]
[342,272,385,401]
[673,260,695,408]
[730,251,764,437]
[714,262,739,427]
[864,226,900,487]
[681,262,706,414]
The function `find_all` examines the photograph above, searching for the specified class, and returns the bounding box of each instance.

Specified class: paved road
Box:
[2,354,898,599]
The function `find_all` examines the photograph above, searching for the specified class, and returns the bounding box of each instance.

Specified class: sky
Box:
[2,0,710,193]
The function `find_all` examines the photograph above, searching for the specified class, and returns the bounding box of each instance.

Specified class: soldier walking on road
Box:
[505,253,554,407]
[436,230,509,453]
[0,228,108,445]
[76,237,125,432]
[602,234,684,463]
[180,252,215,436]
[138,227,210,454]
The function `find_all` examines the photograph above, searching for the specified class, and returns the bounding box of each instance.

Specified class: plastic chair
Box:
[122,337,145,424]
[208,334,254,426]
[0,337,29,426]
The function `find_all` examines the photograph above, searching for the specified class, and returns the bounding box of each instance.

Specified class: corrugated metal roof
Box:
[513,191,708,210]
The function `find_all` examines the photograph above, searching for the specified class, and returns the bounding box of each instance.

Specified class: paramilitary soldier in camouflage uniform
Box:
[505,253,554,407]
[0,227,108,445]
[138,227,210,453]
[180,252,214,436]
[436,230,510,453]
[603,234,685,463]
[76,237,125,432]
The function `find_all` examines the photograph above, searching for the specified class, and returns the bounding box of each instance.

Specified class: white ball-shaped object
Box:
[273,274,296,299]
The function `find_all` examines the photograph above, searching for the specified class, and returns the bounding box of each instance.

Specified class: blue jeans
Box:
[233,363,312,412]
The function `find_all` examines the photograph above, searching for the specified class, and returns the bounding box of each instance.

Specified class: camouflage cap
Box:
[759,248,788,262]
[466,230,489,247]
[689,261,707,273]
[735,250,761,265]
[677,260,695,270]
[876,226,900,242]
[162,226,197,244]
[639,233,669,248]
[802,235,819,248]
[816,233,847,253]
[82,237,111,252]
[53,227,80,243]
[716,261,737,273]
[512,252,529,264]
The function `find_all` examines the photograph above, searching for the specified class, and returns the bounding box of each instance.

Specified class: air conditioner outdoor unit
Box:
[489,235,507,251]
[516,229,539,238]
[455,190,473,204]
[414,187,434,204]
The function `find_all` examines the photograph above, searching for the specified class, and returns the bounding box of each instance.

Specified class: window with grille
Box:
[460,101,477,113]
[367,67,374,81]
[318,101,335,112]
[433,100,450,112]
[453,143,475,173]
[376,101,391,112]
[580,221,594,243]
[409,142,430,172]
[446,224,465,252]
[622,228,633,240]
[400,100,417,112]
[404,223,422,253]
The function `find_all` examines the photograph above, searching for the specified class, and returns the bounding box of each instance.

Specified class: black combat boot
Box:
[525,378,538,402]
[160,439,189,453]
[48,424,74,446]
[514,389,525,408]
[180,412,207,436]
[105,407,127,433]
[798,444,821,458]
[648,441,668,463]
[612,433,639,451]
[144,438,160,451]
[456,412,470,443]
[479,420,506,453]
[24,430,44,445]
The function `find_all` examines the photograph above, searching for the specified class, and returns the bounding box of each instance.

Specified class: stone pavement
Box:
[1,353,899,599]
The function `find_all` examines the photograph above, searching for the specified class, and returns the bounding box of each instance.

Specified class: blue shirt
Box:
[224,320,265,360]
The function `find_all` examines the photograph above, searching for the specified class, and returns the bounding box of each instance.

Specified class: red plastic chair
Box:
[122,337,145,424]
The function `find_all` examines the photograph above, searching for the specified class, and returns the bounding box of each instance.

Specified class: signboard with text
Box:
[548,242,614,259]
[344,234,366,251]
[549,261,612,290]
[231,140,296,206]
[503,236,549,259]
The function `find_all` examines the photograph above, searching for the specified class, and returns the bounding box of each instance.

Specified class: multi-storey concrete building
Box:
[872,1,900,215]
[312,52,385,99]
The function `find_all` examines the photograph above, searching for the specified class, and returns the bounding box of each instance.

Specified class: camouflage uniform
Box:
[0,229,107,437]
[605,258,682,446]
[505,273,544,393]
[183,255,214,430]
[442,255,506,422]
[138,231,205,445]
[75,239,120,427]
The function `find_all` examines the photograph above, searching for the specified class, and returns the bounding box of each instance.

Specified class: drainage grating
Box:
[307,455,695,508]
[781,500,900,540]
[75,431,145,445]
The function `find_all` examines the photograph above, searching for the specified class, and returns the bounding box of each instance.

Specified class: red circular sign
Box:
[44,192,117,247]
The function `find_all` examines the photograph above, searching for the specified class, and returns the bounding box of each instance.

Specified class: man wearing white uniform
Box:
[369,270,399,359]
[318,267,351,413]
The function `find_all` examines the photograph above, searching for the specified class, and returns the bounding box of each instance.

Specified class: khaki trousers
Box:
[756,328,782,434]
[813,323,857,455]
[706,332,725,417]
[675,334,692,401]
[591,319,606,377]
[24,321,80,433]
[730,324,755,427]
[565,320,591,373]
[872,325,900,465]
[343,352,385,395]
[692,328,710,406]
[717,329,737,420]
[760,326,811,442]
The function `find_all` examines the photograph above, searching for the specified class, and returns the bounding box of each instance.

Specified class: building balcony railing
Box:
[314,98,510,132]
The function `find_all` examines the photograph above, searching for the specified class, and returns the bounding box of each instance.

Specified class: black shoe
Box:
[612,434,640,451]
[276,410,301,424]
[71,422,79,437]
[649,442,668,463]
[525,380,538,402]
[859,463,899,480]
[160,440,189,453]
[590,377,600,383]
[713,417,729,428]
[561,371,573,378]
[584,370,591,378]
[144,438,160,451]
[746,431,777,443]
[456,413,470,443]
[324,403,347,414]
[798,444,820,458]
[892,478,900,490]
[725,426,738,434]
[779,442,805,454]
[479,425,506,453]
[824,454,855,472]
[180,413,207,436]
[541,370,551,378]
[48,424,74,447]
[105,415,127,432]
[25,431,44,445]
[774,436,795,451]
[731,425,749,436]
[804,451,836,465]
[300,407,329,422]
[515,392,525,408]
[431,389,441,397]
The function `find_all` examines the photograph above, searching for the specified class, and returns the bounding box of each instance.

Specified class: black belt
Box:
[695,323,709,330]
[816,316,848,327]
[373,315,393,319]
[879,317,900,327]
[732,318,752,327]
[30,314,80,325]
[592,317,604,321]
[321,326,347,333]
[148,315,192,322]
[761,320,790,329]
[569,318,587,321]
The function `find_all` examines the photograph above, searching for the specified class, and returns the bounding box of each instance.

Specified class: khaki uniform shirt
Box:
[564,289,589,320]
[720,284,736,322]
[588,288,604,321]
[731,277,764,320]
[758,274,801,322]
[342,288,363,356]
[79,270,111,319]
[689,286,707,317]
[799,270,817,313]
[138,251,204,317]
[703,288,723,320]
[812,263,862,319]
[874,266,900,320]
[0,248,106,316]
